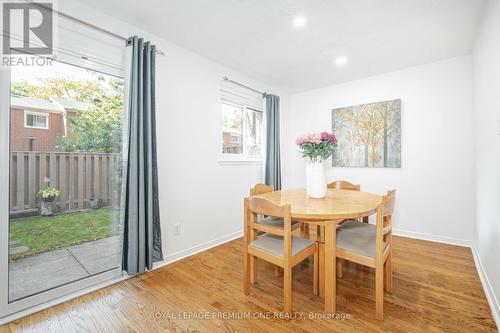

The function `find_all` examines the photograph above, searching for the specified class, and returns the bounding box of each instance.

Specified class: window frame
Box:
[219,99,264,164]
[230,134,240,144]
[24,111,49,130]
[0,15,128,321]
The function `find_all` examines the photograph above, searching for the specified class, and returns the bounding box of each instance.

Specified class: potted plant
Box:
[296,132,338,198]
[37,187,60,216]
[37,187,60,202]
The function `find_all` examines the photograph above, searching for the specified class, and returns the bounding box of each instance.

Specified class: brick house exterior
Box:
[10,108,65,151]
[222,126,242,154]
[10,96,89,152]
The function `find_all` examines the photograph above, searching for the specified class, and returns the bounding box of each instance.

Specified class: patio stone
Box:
[9,248,89,301]
[67,236,122,275]
[9,246,30,255]
[8,236,122,301]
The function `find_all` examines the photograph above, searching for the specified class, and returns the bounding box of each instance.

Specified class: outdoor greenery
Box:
[12,76,124,153]
[9,208,120,260]
[57,80,124,153]
[36,186,60,200]
[11,78,105,102]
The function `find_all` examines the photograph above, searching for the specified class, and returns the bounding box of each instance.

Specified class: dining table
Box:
[253,188,382,313]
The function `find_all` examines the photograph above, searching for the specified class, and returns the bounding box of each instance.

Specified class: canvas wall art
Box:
[332,99,401,168]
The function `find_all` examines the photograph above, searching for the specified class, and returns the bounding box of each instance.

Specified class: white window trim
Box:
[24,111,49,130]
[219,98,264,164]
[230,134,240,144]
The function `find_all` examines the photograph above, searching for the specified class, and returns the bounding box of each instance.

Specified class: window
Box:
[221,101,263,160]
[244,107,263,157]
[24,111,49,129]
[222,102,243,155]
[28,137,35,151]
[230,134,240,144]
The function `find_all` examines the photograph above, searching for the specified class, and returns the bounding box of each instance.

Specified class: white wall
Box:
[59,0,284,261]
[155,46,282,259]
[472,0,500,320]
[282,56,475,243]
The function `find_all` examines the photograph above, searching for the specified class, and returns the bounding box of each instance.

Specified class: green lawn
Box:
[9,208,120,260]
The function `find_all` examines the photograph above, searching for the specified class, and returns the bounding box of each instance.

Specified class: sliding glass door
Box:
[0,5,128,320]
[0,54,126,319]
[7,59,125,302]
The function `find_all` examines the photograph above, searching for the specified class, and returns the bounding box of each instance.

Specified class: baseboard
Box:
[471,246,500,328]
[392,229,472,247]
[3,229,496,328]
[0,230,243,326]
[153,230,243,270]
[393,229,498,328]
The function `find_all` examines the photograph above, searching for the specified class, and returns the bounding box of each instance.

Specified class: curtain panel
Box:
[123,36,163,275]
[264,94,282,190]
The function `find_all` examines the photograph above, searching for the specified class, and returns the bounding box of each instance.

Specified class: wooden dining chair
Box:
[316,180,363,281]
[309,180,362,242]
[249,184,301,279]
[336,190,395,320]
[243,196,319,313]
[327,180,368,223]
[249,184,302,231]
[327,180,361,191]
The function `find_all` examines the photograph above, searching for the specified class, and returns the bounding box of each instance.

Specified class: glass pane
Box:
[26,114,34,127]
[222,102,242,155]
[8,60,125,301]
[245,108,263,156]
[35,115,47,128]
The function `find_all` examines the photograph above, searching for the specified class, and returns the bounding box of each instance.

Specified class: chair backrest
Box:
[248,196,287,218]
[250,183,274,196]
[245,196,293,258]
[375,190,396,258]
[327,180,361,191]
[382,190,396,217]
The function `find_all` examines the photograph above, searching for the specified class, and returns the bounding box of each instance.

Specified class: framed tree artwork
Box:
[332,99,401,168]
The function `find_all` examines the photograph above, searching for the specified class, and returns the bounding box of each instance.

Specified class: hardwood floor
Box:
[1,236,497,332]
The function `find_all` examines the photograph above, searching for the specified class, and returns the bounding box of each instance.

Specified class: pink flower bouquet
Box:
[296,132,338,163]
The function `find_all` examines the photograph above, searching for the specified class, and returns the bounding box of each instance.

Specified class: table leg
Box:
[316,225,323,242]
[318,243,325,297]
[301,224,310,239]
[324,222,336,313]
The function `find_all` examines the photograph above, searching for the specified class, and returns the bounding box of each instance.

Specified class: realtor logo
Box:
[2,2,53,55]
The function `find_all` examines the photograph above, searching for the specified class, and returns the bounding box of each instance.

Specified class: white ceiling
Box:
[82,0,486,93]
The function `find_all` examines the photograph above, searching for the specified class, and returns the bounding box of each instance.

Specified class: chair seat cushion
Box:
[337,221,387,258]
[257,216,285,227]
[338,220,368,231]
[250,235,315,258]
[257,217,300,228]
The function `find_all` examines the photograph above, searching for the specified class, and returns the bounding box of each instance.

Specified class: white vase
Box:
[306,162,327,199]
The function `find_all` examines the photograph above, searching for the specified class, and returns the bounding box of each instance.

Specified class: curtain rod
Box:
[222,77,267,97]
[25,0,165,56]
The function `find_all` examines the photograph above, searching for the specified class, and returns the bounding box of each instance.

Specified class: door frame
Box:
[0,56,127,321]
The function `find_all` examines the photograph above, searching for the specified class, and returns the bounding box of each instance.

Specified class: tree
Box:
[336,105,385,167]
[12,77,124,153]
[12,78,105,102]
[57,80,124,153]
[382,100,397,167]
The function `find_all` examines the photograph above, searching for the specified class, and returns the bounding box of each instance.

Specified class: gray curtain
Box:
[264,94,281,190]
[123,36,163,275]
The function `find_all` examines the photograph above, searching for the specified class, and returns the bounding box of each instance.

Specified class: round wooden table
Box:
[254,188,382,313]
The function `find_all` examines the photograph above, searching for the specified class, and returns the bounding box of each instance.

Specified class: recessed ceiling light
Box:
[293,16,307,27]
[335,56,348,66]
